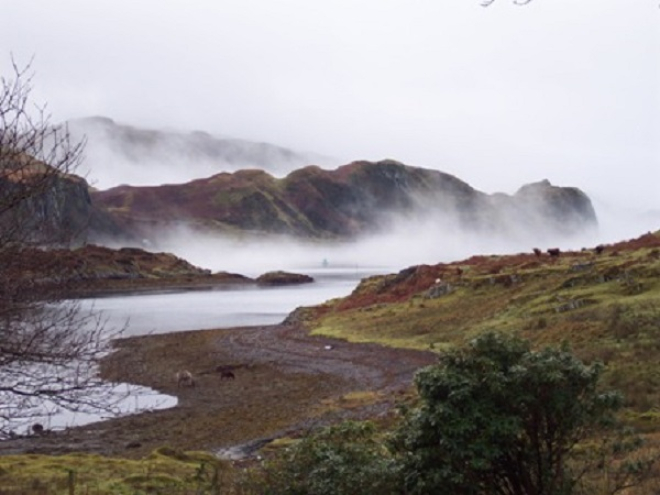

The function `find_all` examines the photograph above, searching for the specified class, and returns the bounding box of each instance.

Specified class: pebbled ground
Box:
[0,323,436,459]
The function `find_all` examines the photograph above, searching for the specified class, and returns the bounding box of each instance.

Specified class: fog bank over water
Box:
[147,205,652,276]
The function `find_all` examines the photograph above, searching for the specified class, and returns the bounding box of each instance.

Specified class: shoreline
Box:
[0,323,436,458]
[69,279,257,299]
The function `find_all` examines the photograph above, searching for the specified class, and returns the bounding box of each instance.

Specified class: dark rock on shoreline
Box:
[256,271,314,286]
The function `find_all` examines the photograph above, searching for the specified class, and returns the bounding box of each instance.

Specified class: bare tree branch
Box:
[0,58,133,438]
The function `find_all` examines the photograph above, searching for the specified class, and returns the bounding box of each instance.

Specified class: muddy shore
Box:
[0,323,436,459]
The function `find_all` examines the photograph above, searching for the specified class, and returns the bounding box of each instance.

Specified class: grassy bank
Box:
[308,233,660,423]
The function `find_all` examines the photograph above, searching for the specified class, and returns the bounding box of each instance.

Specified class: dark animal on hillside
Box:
[533,248,542,257]
[31,423,44,435]
[594,244,605,255]
[176,370,195,388]
[220,370,235,380]
[547,248,561,257]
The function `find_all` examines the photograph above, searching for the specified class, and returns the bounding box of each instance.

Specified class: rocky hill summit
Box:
[91,159,597,243]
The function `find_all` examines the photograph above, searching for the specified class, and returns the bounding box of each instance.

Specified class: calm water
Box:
[79,267,382,336]
[4,267,381,435]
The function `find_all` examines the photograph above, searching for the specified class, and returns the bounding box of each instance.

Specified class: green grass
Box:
[309,238,660,419]
[0,447,231,494]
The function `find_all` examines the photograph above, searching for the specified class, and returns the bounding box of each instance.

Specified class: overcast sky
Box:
[2,1,659,216]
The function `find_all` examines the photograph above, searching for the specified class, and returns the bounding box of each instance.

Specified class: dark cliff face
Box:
[90,160,598,242]
[0,162,131,247]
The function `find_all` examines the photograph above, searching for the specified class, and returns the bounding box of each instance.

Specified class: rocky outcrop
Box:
[485,179,598,237]
[0,156,130,247]
[91,160,597,242]
[256,271,314,286]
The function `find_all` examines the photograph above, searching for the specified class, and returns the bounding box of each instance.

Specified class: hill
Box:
[91,159,597,244]
[297,231,660,423]
[7,244,252,297]
[65,116,333,189]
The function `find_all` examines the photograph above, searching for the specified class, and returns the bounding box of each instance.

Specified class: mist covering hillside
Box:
[46,117,656,275]
[64,116,336,189]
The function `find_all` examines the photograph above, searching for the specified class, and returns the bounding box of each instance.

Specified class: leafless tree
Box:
[0,58,129,438]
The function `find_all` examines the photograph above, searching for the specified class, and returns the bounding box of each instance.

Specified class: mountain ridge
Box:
[90,159,597,244]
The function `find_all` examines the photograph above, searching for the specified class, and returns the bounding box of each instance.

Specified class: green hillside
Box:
[305,232,660,422]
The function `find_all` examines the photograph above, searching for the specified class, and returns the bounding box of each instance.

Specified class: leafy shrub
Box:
[249,421,401,495]
[392,331,627,495]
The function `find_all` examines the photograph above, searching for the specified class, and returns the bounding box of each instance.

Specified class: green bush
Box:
[392,332,625,495]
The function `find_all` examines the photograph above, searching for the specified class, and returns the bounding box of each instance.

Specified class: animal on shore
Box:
[533,248,542,257]
[547,248,561,257]
[220,370,235,380]
[176,370,196,388]
[216,365,236,380]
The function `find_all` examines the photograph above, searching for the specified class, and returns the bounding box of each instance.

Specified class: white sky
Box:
[2,0,659,215]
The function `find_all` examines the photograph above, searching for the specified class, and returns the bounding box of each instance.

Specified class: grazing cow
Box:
[220,370,235,380]
[176,370,195,388]
[547,248,561,257]
[594,244,605,255]
[533,248,542,257]
[31,423,44,435]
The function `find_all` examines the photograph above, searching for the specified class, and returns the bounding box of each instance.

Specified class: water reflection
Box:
[3,383,178,438]
[3,267,383,435]
[80,267,382,336]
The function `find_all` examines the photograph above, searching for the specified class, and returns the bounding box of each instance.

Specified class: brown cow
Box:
[547,248,561,257]
[220,370,235,380]
[216,365,236,380]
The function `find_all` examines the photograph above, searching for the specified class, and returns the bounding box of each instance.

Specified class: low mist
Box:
[63,119,656,276]
[143,204,653,277]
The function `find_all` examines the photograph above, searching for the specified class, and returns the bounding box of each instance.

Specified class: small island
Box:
[256,270,315,286]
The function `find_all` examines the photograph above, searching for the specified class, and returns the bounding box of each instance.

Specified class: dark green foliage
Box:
[249,333,657,495]
[251,421,401,495]
[393,332,623,495]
